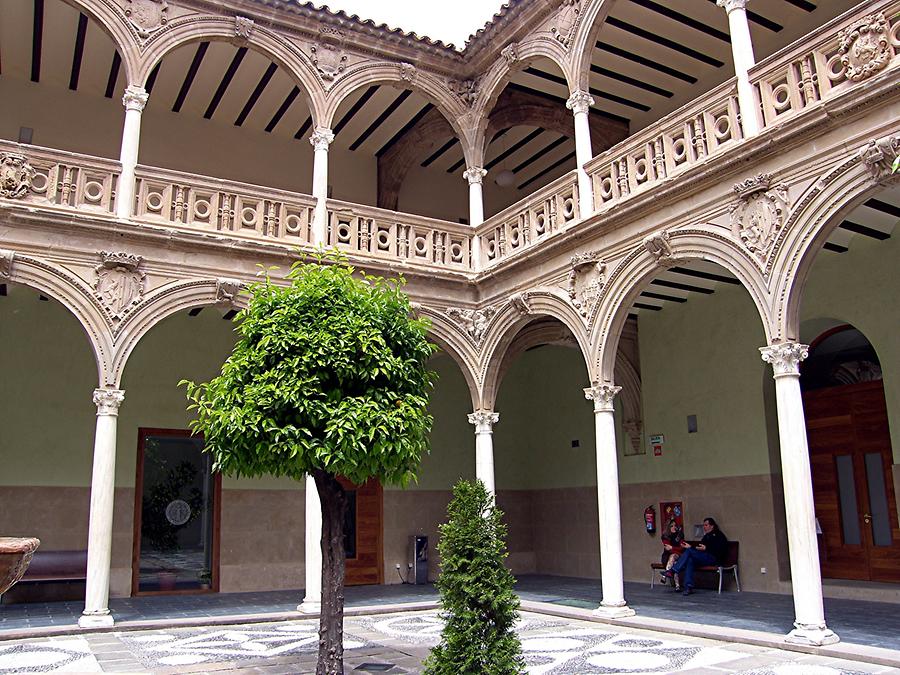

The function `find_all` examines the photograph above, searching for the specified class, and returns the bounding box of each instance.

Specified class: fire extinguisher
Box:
[644,505,656,535]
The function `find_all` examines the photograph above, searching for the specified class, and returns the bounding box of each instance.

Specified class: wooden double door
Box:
[338,477,384,586]
[804,381,900,583]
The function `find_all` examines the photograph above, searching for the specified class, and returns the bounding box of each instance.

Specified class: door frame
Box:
[132,427,222,597]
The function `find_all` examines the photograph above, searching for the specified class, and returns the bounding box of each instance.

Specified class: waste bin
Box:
[410,535,428,584]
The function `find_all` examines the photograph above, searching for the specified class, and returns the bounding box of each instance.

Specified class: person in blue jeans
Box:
[664,517,727,596]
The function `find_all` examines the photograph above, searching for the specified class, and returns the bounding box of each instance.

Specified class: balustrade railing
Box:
[326,200,472,270]
[476,170,580,266]
[134,166,317,245]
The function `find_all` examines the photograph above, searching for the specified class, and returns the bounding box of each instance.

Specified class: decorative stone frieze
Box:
[234,16,254,42]
[124,0,168,39]
[94,251,145,320]
[551,0,581,48]
[509,292,533,316]
[760,342,809,377]
[311,27,347,81]
[309,127,335,151]
[716,0,748,13]
[566,90,594,115]
[449,78,479,107]
[93,388,125,416]
[566,250,605,318]
[446,305,497,344]
[0,153,35,199]
[216,278,244,306]
[584,384,621,412]
[729,173,789,265]
[122,86,149,112]
[398,62,416,83]
[501,43,518,65]
[463,167,487,185]
[0,249,14,279]
[642,230,675,268]
[838,12,893,82]
[858,134,900,177]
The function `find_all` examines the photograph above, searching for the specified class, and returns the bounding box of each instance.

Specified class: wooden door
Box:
[337,477,383,586]
[804,381,900,583]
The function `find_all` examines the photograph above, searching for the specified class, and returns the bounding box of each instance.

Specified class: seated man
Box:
[663,517,727,596]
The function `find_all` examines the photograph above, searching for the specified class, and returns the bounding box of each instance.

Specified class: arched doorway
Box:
[802,324,900,583]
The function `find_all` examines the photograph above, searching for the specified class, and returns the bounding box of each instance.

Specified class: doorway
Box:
[338,477,383,586]
[802,326,900,583]
[132,429,221,595]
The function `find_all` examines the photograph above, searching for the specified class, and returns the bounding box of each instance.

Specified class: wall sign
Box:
[649,434,664,456]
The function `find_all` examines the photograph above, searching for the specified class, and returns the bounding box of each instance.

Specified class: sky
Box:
[316,1,507,48]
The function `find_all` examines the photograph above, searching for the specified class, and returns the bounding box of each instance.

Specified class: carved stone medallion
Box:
[729,173,789,265]
[94,251,145,320]
[551,0,580,48]
[0,153,35,199]
[124,0,168,38]
[446,305,497,345]
[838,12,893,82]
[566,250,605,318]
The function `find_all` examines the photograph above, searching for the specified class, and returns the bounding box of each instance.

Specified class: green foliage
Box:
[182,256,436,487]
[424,480,524,675]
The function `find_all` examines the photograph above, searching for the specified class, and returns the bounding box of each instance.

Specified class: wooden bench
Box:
[649,541,740,593]
[0,550,87,604]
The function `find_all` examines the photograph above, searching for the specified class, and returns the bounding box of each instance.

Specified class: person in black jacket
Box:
[663,517,727,596]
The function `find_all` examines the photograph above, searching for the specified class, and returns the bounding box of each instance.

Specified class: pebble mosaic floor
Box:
[0,610,891,674]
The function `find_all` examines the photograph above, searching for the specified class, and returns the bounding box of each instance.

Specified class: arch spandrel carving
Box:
[411,305,481,411]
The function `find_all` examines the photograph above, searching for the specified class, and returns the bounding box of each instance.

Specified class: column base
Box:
[297,599,321,614]
[593,602,635,619]
[78,612,115,629]
[785,623,839,646]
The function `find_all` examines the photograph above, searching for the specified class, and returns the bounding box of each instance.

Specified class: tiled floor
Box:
[0,609,894,674]
[2,576,899,651]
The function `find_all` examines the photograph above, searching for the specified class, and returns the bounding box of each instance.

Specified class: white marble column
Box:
[760,343,838,645]
[566,90,595,217]
[79,388,125,628]
[297,473,322,613]
[309,127,335,247]
[115,86,148,219]
[584,385,634,618]
[464,167,487,272]
[468,410,499,495]
[717,0,761,137]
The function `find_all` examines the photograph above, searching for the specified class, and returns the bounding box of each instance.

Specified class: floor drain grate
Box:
[355,664,395,672]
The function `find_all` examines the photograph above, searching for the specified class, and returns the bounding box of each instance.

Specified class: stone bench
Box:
[649,540,740,593]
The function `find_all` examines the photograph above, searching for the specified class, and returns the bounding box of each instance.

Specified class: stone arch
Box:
[769,144,896,343]
[614,351,644,455]
[134,16,325,124]
[416,307,481,411]
[567,0,615,92]
[3,252,113,386]
[479,290,590,409]
[590,230,772,383]
[57,0,140,85]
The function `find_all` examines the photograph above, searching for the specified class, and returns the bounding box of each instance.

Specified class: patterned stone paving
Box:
[0,610,892,674]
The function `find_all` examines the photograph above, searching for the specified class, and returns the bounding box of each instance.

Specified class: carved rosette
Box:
[309,127,335,151]
[122,86,149,112]
[463,167,487,185]
[468,410,499,431]
[449,78,479,107]
[838,12,893,82]
[234,16,254,42]
[501,43,518,65]
[584,384,621,412]
[0,153,35,199]
[446,305,497,345]
[311,27,347,82]
[216,278,244,307]
[642,230,675,268]
[124,0,168,39]
[858,135,900,178]
[93,388,125,416]
[566,90,594,116]
[760,342,809,377]
[566,250,605,318]
[551,0,581,48]
[398,62,416,84]
[94,251,145,321]
[0,249,14,279]
[728,173,789,265]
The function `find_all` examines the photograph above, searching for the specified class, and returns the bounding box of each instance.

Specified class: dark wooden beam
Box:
[266,86,300,132]
[606,17,724,67]
[173,42,209,113]
[486,128,545,171]
[204,47,248,119]
[333,85,379,136]
[69,13,88,90]
[350,90,411,151]
[104,51,121,98]
[590,64,673,97]
[376,103,435,157]
[670,266,741,285]
[840,220,890,240]
[629,0,730,43]
[31,0,44,82]
[641,290,687,303]
[652,278,714,294]
[517,150,576,191]
[235,62,278,126]
[422,138,459,167]
[596,42,697,84]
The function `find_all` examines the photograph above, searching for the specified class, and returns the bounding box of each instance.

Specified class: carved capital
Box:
[0,153,35,199]
[468,410,499,430]
[122,86,149,112]
[716,0,748,13]
[642,230,675,268]
[566,90,594,115]
[858,135,900,178]
[584,384,621,412]
[838,12,893,82]
[216,278,244,306]
[93,388,125,416]
[760,342,809,377]
[0,249,14,279]
[234,16,254,41]
[501,43,518,65]
[463,167,487,185]
[309,127,335,151]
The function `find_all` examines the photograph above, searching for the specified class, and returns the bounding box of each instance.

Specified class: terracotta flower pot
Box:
[0,537,41,595]
[157,570,177,591]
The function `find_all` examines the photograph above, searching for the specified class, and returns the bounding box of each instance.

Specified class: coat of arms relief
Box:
[123,0,168,39]
[94,251,146,320]
[838,12,894,82]
[728,174,789,266]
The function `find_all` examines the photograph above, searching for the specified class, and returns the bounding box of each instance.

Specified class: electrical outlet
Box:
[395,563,401,570]
[407,563,413,569]
[760,567,767,574]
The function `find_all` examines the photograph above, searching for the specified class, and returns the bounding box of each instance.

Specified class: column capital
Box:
[760,342,808,377]
[584,384,621,412]
[93,388,125,415]
[463,167,487,185]
[566,90,594,115]
[122,86,148,112]
[468,409,499,430]
[716,0,748,13]
[309,127,335,151]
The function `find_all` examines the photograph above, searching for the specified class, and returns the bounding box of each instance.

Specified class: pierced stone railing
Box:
[326,200,472,270]
[751,0,899,126]
[476,170,580,267]
[0,141,119,214]
[134,166,317,244]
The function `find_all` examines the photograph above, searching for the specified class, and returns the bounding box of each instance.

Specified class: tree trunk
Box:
[313,469,348,675]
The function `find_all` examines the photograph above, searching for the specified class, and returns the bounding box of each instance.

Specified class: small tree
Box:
[425,479,524,675]
[183,258,435,674]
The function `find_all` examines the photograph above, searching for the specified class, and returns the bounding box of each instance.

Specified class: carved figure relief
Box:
[0,153,35,199]
[446,305,498,345]
[838,12,893,82]
[551,0,581,48]
[234,16,254,42]
[216,278,244,306]
[566,250,605,318]
[642,231,675,268]
[0,249,14,279]
[449,78,479,107]
[509,292,532,316]
[858,134,900,177]
[94,251,145,320]
[311,27,347,81]
[124,0,168,38]
[728,173,789,265]
[501,43,518,65]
